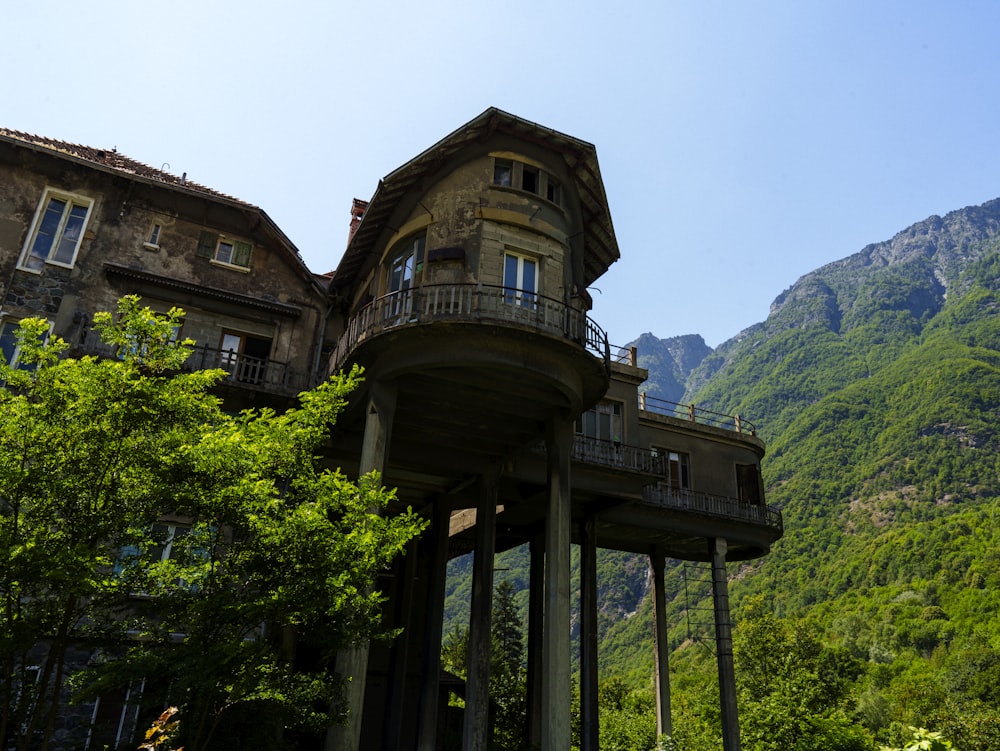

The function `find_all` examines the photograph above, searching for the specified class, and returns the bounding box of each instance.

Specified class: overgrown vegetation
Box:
[0,297,425,750]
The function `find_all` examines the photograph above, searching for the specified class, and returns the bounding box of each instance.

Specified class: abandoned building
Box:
[0,110,783,750]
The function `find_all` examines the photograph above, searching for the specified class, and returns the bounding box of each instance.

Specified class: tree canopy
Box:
[0,297,426,751]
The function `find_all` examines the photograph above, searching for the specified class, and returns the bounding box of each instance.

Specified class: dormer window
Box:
[491,157,562,206]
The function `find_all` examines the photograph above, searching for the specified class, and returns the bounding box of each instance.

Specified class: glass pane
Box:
[25,198,67,269]
[0,322,18,365]
[216,242,234,264]
[52,204,89,264]
[522,259,536,293]
[598,412,611,441]
[504,254,518,289]
[493,160,512,186]
[220,333,241,368]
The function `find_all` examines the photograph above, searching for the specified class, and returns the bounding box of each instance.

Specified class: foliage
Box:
[0,297,426,751]
[881,726,955,751]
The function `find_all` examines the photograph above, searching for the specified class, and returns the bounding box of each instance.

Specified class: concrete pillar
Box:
[579,517,599,751]
[526,534,544,749]
[710,537,740,751]
[650,547,672,739]
[462,472,498,751]
[326,381,397,751]
[542,416,573,751]
[383,539,418,751]
[416,504,451,751]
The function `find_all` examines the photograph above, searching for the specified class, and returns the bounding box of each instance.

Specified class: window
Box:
[143,222,162,250]
[653,448,690,490]
[491,157,562,206]
[219,331,272,384]
[546,177,561,205]
[522,165,538,194]
[737,464,763,505]
[493,159,513,187]
[503,252,537,307]
[385,234,425,321]
[19,189,93,271]
[577,401,623,443]
[214,239,253,269]
[0,318,51,370]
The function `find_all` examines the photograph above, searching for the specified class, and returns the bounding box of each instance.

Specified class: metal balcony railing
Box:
[329,283,609,373]
[71,338,310,394]
[642,485,783,532]
[571,435,664,474]
[639,393,757,436]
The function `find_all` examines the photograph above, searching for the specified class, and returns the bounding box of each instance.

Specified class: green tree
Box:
[0,297,426,751]
[491,579,526,749]
[734,596,874,751]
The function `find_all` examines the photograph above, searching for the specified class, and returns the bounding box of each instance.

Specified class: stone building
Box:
[0,110,782,751]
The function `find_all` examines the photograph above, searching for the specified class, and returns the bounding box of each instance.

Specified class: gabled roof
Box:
[0,128,246,204]
[0,128,324,294]
[329,107,620,294]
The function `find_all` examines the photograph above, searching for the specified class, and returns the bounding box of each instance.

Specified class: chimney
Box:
[348,198,368,246]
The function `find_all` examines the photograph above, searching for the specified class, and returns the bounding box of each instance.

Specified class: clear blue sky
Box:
[4,1,1000,348]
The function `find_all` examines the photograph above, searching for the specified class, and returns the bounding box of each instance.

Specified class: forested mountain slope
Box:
[643,198,1000,747]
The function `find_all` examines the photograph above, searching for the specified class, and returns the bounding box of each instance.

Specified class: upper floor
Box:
[0,129,327,406]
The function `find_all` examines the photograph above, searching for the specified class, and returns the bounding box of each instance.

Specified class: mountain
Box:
[627,197,1000,748]
[629,332,713,402]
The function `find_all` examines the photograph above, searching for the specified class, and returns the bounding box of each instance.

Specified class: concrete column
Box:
[542,416,573,751]
[579,517,599,751]
[326,381,397,751]
[650,547,672,738]
[526,534,544,749]
[462,472,498,751]
[383,539,418,751]
[710,537,740,751]
[416,504,451,751]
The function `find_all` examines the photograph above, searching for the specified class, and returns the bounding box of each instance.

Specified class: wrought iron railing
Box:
[71,338,310,394]
[642,485,783,531]
[329,283,609,373]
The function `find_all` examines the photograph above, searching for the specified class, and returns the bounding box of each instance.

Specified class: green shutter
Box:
[196,231,217,259]
[232,241,253,268]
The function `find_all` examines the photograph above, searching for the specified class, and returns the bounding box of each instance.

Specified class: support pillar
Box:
[383,538,418,751]
[542,416,573,751]
[650,546,672,739]
[416,504,451,751]
[579,517,599,751]
[526,534,544,749]
[710,537,740,751]
[462,472,498,751]
[326,381,397,751]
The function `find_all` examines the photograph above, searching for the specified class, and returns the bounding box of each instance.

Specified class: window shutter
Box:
[232,241,253,268]
[196,231,217,259]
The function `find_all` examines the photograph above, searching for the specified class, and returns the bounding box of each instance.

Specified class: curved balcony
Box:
[329,283,609,375]
[642,485,783,533]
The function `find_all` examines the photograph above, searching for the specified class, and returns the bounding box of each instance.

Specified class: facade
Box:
[0,111,782,751]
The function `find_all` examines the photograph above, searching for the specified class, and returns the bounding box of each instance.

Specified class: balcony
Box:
[571,435,664,475]
[329,283,609,374]
[642,485,783,533]
[71,338,311,395]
